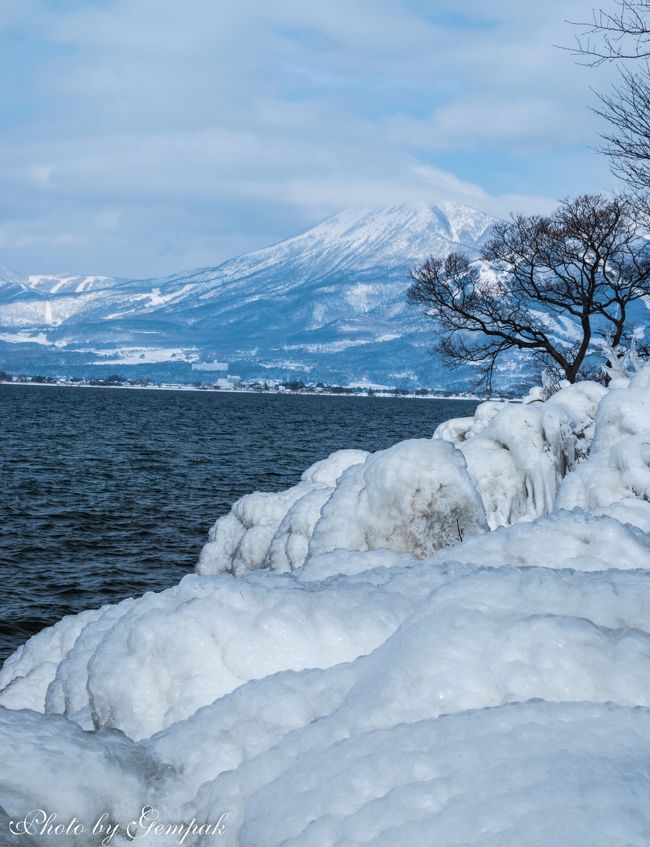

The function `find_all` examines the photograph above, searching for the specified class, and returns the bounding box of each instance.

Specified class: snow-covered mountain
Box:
[0,202,497,389]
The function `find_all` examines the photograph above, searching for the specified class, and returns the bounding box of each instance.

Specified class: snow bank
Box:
[1,368,650,845]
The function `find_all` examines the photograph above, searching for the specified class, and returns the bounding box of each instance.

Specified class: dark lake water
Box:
[0,384,478,664]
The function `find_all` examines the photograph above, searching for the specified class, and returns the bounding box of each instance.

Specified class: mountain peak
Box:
[217,201,494,280]
[277,200,493,255]
[301,200,492,240]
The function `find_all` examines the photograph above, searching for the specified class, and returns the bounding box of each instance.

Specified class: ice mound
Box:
[554,371,650,515]
[433,398,504,443]
[198,378,607,573]
[458,381,606,527]
[591,368,650,451]
[309,438,488,557]
[557,430,650,512]
[1,368,650,845]
[199,438,489,573]
[197,448,368,575]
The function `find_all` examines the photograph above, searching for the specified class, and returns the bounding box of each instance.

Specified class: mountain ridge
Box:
[0,202,500,390]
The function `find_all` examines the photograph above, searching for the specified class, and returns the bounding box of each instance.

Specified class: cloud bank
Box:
[0,0,621,276]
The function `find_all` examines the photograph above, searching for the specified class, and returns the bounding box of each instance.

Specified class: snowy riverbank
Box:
[1,367,649,845]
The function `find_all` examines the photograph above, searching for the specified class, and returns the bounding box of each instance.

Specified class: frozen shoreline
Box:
[1,367,649,845]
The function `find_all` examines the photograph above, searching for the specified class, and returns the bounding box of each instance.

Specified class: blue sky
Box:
[0,0,622,277]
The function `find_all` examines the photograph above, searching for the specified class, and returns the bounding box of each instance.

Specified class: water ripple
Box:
[0,385,477,662]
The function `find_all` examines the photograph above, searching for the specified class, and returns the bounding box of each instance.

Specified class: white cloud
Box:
[0,0,622,276]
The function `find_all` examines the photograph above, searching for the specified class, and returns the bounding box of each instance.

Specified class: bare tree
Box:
[407,194,650,391]
[570,1,650,63]
[570,2,650,192]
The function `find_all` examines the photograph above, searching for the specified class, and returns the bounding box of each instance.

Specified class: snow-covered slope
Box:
[0,203,496,389]
[1,367,650,844]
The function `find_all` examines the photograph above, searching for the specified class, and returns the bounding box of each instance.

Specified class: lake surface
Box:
[0,384,478,663]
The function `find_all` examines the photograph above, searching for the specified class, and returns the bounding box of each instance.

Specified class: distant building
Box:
[214,376,240,390]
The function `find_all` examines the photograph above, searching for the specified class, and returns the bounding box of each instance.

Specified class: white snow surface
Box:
[1,371,650,845]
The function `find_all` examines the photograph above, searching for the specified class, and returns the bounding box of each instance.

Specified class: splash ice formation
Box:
[1,369,650,846]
